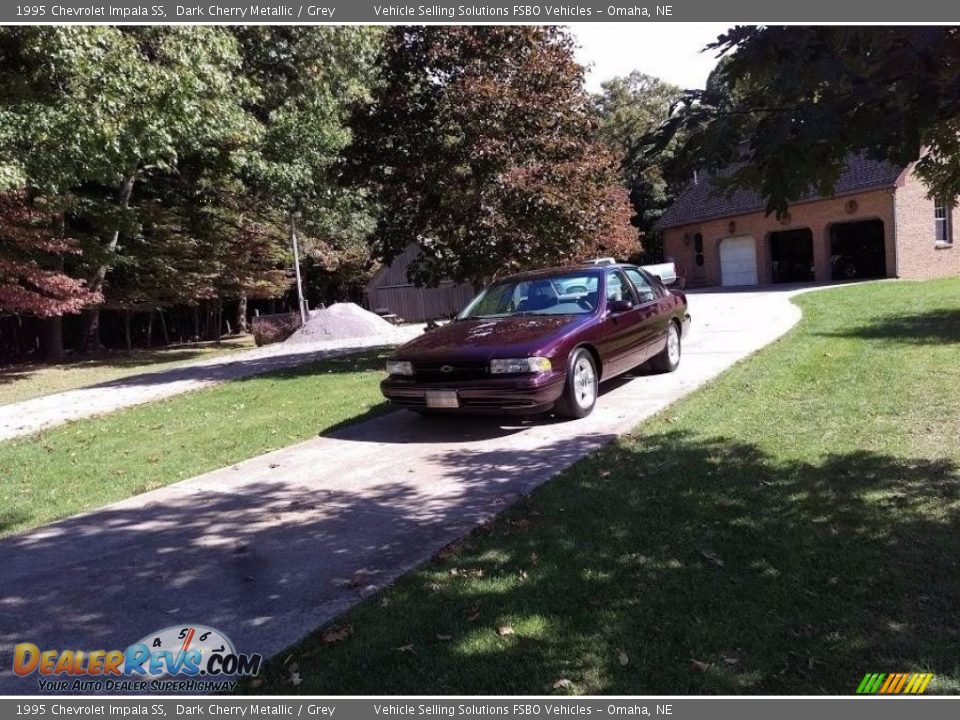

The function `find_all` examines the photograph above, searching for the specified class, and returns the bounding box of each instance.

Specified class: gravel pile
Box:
[285,303,404,344]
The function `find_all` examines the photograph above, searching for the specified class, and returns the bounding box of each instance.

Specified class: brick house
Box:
[659,154,959,287]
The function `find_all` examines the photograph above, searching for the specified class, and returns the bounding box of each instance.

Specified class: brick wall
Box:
[893,165,960,279]
[663,189,897,286]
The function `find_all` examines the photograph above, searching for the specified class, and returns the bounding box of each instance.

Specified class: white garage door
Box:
[719,236,758,286]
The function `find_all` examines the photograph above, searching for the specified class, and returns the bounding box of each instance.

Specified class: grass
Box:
[0,335,256,406]
[242,278,960,696]
[0,351,390,537]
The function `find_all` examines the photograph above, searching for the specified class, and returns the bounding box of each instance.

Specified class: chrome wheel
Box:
[573,355,597,409]
[667,324,681,365]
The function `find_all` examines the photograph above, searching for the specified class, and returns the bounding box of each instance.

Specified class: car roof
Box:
[498,263,637,283]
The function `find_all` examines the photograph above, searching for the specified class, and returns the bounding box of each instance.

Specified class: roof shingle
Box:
[658,154,905,229]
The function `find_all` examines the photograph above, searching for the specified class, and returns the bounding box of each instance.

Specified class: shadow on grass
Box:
[240,430,960,695]
[822,309,960,345]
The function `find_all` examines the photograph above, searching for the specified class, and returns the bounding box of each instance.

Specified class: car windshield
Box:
[458,273,601,319]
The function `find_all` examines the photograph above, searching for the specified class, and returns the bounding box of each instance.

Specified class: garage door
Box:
[719,236,758,286]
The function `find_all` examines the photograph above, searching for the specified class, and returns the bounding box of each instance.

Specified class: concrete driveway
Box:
[0,287,805,693]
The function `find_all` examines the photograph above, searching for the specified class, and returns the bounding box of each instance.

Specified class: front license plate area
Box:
[425,390,459,409]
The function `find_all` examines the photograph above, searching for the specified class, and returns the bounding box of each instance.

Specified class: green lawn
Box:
[0,335,256,406]
[243,278,960,695]
[0,351,390,537]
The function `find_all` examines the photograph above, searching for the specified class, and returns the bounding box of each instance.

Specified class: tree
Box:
[0,192,100,356]
[350,26,636,288]
[592,71,683,260]
[654,26,960,216]
[233,27,382,307]
[0,27,254,349]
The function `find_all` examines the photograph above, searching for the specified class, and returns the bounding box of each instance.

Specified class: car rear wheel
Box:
[649,321,681,373]
[555,348,598,419]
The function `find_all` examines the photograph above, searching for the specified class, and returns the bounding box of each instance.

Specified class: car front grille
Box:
[414,361,489,383]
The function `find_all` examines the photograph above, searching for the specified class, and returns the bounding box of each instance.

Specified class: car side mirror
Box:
[607,299,634,314]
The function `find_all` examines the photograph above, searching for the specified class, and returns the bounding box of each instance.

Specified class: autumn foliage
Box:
[0,192,100,317]
[351,26,636,287]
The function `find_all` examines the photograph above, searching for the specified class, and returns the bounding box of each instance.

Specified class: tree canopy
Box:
[350,26,636,287]
[592,71,683,254]
[654,26,960,216]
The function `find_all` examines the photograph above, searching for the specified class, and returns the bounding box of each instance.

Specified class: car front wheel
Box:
[555,348,598,419]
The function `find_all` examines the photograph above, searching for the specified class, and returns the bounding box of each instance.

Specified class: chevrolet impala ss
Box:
[381,262,691,418]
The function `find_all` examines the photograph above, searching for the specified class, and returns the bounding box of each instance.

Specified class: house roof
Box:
[658,154,905,230]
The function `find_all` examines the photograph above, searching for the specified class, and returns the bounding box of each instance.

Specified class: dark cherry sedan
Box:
[381,262,691,418]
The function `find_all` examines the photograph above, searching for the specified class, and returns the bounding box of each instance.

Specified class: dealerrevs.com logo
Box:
[13,625,263,693]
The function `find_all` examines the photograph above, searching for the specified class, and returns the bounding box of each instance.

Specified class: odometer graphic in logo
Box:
[127,624,262,678]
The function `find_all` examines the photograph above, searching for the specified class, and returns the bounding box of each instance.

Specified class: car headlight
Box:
[386,360,414,376]
[490,357,552,374]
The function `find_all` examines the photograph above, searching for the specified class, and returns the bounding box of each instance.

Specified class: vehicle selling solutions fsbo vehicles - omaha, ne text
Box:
[380,261,691,418]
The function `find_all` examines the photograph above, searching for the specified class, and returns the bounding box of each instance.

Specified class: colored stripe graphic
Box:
[857,672,933,694]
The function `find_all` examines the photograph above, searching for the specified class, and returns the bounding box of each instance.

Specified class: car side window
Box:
[606,269,637,304]
[624,268,658,304]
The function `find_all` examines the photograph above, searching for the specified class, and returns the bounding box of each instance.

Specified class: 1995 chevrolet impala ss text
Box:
[381,262,691,418]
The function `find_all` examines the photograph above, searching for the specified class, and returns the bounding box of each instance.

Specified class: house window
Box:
[934,199,952,244]
[693,232,705,267]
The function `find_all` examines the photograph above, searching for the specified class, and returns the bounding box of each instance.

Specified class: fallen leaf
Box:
[436,634,452,642]
[553,678,573,690]
[600,469,611,477]
[465,606,481,622]
[289,672,302,687]
[396,643,415,653]
[496,625,515,637]
[321,625,353,643]
[518,570,528,581]
[699,550,725,568]
[690,659,712,673]
[425,582,442,593]
[722,655,739,666]
[332,576,362,588]
[437,543,460,560]
[248,678,264,688]
[269,463,280,469]
[617,650,629,666]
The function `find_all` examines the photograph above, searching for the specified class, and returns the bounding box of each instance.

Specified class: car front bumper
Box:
[381,370,567,414]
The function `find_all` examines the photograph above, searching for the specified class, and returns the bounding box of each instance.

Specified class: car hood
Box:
[396,315,587,362]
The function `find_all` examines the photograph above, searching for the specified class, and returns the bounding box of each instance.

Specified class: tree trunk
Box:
[192,306,200,341]
[40,316,64,361]
[158,310,170,346]
[82,170,138,353]
[214,300,223,344]
[42,247,67,359]
[234,293,248,334]
[123,310,132,352]
[145,311,154,348]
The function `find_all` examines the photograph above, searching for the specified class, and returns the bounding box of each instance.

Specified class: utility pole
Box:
[290,210,308,325]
